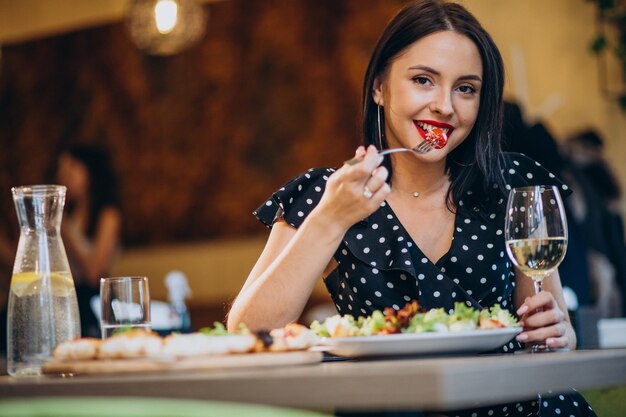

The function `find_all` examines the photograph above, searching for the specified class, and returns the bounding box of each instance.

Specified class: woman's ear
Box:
[372,76,384,106]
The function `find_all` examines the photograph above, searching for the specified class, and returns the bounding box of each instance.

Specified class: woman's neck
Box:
[388,155,449,201]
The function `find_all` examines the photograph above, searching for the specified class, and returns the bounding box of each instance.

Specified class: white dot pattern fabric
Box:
[255,154,594,417]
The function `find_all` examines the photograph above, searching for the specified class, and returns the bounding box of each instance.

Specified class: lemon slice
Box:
[10,272,75,297]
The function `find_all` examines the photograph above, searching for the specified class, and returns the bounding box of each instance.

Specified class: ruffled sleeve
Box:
[503,152,572,199]
[253,167,336,228]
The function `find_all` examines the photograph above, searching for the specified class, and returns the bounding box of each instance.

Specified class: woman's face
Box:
[57,154,89,201]
[374,30,483,159]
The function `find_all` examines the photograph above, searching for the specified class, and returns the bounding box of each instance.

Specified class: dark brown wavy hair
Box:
[362,0,506,211]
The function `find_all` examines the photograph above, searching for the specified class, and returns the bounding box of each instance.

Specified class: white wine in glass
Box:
[505,186,568,353]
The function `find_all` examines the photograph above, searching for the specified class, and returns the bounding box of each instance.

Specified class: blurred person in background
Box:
[563,130,625,318]
[502,101,593,310]
[56,145,123,337]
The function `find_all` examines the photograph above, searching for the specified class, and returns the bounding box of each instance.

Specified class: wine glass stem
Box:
[533,279,544,313]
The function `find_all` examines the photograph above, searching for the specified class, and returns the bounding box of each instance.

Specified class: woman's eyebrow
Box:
[408,65,482,82]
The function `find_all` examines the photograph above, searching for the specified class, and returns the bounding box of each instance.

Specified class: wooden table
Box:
[1,349,625,412]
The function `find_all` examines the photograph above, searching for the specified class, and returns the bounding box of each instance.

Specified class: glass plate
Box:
[319,327,522,357]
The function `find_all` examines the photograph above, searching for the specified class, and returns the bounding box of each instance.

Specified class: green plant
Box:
[589,0,626,109]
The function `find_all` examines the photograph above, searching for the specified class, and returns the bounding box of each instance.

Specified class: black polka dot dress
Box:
[254,153,596,417]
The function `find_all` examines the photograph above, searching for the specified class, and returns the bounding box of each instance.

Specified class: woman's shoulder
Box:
[502,152,571,197]
[253,167,336,228]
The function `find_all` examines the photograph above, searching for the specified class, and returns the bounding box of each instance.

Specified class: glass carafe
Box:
[7,185,80,376]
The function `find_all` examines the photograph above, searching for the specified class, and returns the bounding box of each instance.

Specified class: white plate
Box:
[319,327,522,357]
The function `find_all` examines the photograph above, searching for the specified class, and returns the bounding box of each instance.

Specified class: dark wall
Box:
[0,0,405,247]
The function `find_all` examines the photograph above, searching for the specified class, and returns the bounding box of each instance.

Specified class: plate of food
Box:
[44,323,322,375]
[311,301,522,357]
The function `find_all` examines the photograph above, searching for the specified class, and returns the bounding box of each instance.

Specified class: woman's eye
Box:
[458,85,476,94]
[413,76,431,85]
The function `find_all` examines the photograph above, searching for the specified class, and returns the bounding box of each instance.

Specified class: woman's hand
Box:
[312,145,391,231]
[515,290,572,349]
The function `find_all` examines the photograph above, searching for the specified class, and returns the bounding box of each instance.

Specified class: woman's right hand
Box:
[312,145,391,231]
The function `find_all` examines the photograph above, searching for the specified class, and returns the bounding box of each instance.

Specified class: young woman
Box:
[229,1,595,416]
[56,145,122,338]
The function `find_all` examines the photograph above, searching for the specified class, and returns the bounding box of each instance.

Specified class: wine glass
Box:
[504,185,568,353]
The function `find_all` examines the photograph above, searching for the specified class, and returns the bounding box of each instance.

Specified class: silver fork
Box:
[344,139,434,165]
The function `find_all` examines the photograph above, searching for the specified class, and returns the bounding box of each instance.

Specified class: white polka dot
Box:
[387,282,394,289]
[453,278,460,284]
[464,218,471,224]
[492,264,497,270]
[496,229,502,235]
[462,245,469,251]
[401,248,408,253]
[418,274,425,280]
[562,184,568,190]
[404,260,411,266]
[397,236,404,242]
[379,237,385,243]
[374,291,382,297]
[351,264,356,270]
[400,274,407,280]
[314,186,321,192]
[365,300,372,306]
[363,247,370,254]
[487,243,494,249]
[471,235,478,240]
[508,169,515,174]
[356,234,363,240]
[265,201,273,206]
[372,223,379,230]
[513,160,519,166]
[392,304,400,310]
[407,242,413,247]
[372,268,379,274]
[433,291,440,297]
[477,254,484,260]
[466,267,473,273]
[404,295,411,302]
[385,250,391,256]
[480,277,487,284]
[297,211,304,217]
[437,274,444,280]
[421,258,428,264]
[360,277,366,284]
[526,173,533,179]
[352,287,358,293]
[392,225,399,231]
[341,249,348,256]
[451,256,457,262]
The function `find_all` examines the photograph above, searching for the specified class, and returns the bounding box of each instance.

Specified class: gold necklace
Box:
[392,178,448,199]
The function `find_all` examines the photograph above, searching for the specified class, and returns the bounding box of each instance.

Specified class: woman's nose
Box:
[429,89,453,117]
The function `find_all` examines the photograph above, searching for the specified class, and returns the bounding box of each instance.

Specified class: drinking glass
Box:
[100,276,151,338]
[504,186,568,353]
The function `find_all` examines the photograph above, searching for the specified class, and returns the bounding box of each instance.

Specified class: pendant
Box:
[413,192,420,198]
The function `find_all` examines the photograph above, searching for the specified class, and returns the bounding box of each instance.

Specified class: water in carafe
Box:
[7,185,80,376]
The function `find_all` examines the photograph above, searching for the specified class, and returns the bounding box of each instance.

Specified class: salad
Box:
[310,301,518,338]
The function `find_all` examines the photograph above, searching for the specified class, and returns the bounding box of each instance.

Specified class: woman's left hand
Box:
[515,290,570,349]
